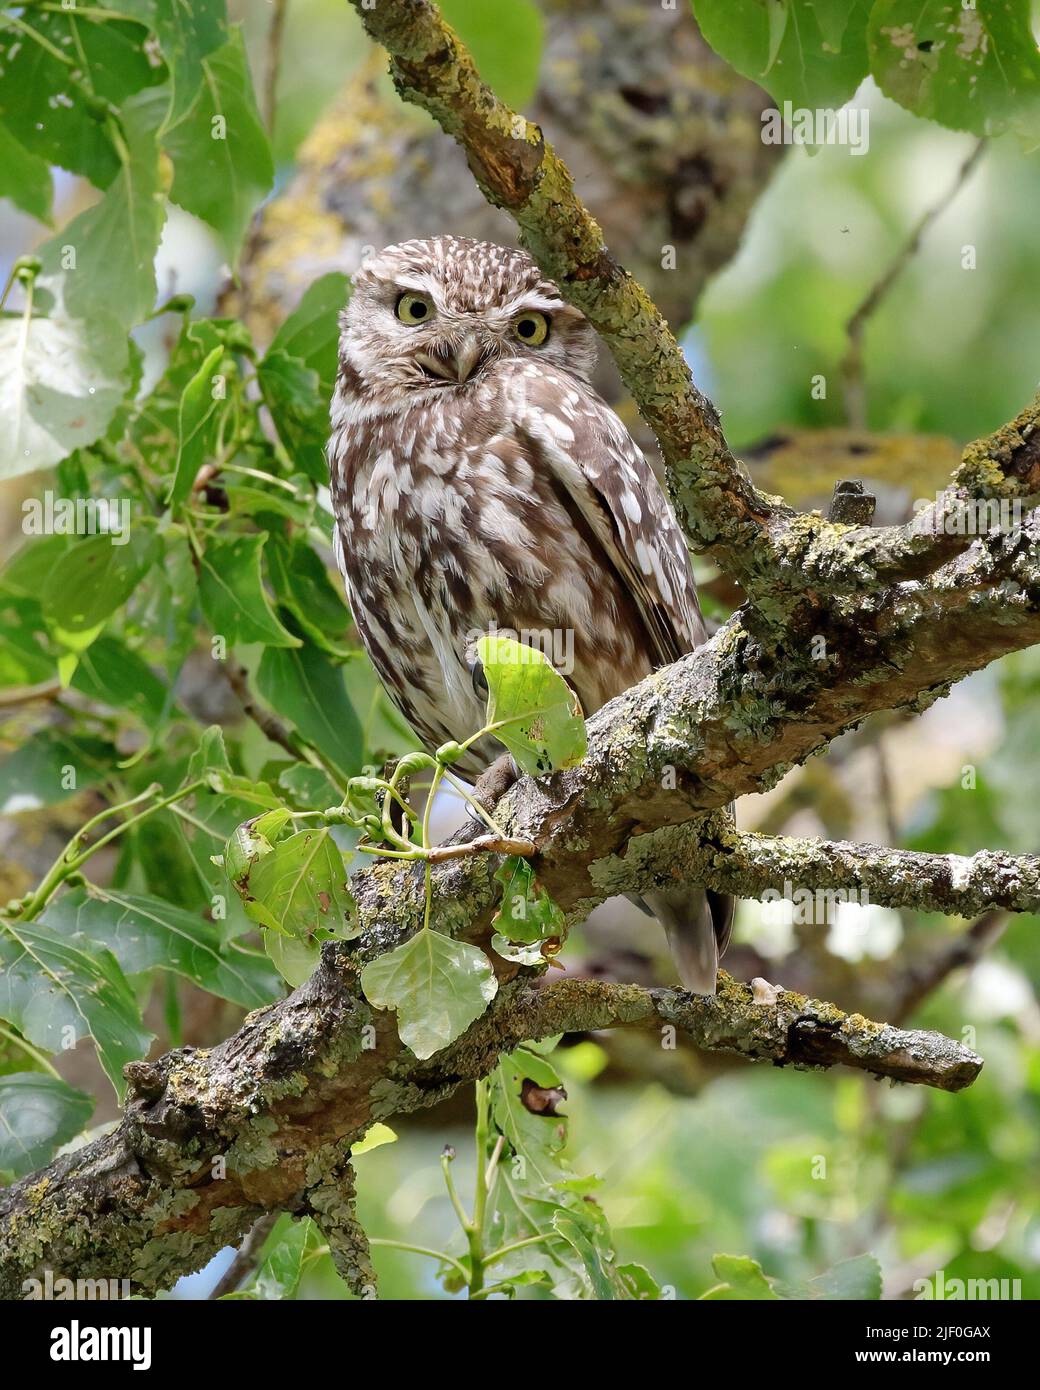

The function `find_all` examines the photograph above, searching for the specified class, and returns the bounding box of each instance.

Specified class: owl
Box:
[328,236,732,993]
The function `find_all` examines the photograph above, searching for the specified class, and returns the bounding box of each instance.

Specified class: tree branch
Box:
[0,964,979,1298]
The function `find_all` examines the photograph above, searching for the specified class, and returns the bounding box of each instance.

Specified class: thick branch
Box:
[0,966,978,1298]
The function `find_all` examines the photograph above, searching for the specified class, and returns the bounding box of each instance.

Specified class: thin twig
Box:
[893,910,1008,1024]
[208,1212,280,1299]
[841,138,986,428]
[0,678,62,709]
[263,0,289,138]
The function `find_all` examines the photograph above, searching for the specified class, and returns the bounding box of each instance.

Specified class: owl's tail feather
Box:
[636,887,735,996]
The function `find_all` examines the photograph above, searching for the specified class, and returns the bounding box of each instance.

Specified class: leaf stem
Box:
[0,1022,61,1079]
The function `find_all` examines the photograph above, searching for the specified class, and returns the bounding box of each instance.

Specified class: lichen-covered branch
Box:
[588,823,1040,920]
[0,962,978,1299]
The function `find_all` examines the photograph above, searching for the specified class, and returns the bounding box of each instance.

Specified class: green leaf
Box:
[0,923,151,1099]
[268,273,350,376]
[492,1046,569,1186]
[0,730,116,812]
[37,89,166,329]
[161,27,274,259]
[257,272,349,479]
[0,305,131,480]
[776,1253,884,1300]
[107,0,227,123]
[0,120,53,223]
[702,1253,780,1300]
[360,929,498,1060]
[492,856,565,945]
[692,0,873,111]
[40,886,281,1010]
[186,725,233,785]
[276,762,342,812]
[256,350,330,483]
[167,344,226,505]
[40,530,159,634]
[197,533,301,649]
[266,534,352,657]
[71,636,167,722]
[0,1073,93,1178]
[264,932,321,990]
[231,827,358,948]
[439,0,544,108]
[256,643,363,777]
[222,1215,321,1300]
[868,0,1040,142]
[0,10,163,187]
[478,634,586,776]
[552,1205,636,1301]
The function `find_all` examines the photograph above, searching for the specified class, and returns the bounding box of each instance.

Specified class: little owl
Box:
[328,235,732,993]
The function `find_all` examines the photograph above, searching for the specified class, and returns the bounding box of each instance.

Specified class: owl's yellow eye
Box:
[513,311,550,346]
[395,292,432,324]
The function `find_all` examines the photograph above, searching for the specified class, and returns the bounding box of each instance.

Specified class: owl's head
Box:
[338,236,598,400]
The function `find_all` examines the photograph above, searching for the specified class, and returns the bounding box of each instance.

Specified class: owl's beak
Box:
[415,333,485,384]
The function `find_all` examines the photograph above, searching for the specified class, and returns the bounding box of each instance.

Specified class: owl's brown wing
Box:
[510,369,706,666]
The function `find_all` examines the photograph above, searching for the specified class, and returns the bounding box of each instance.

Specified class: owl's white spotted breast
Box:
[329,352,705,776]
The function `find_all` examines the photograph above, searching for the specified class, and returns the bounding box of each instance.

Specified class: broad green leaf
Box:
[167,345,226,505]
[276,762,342,811]
[0,120,53,223]
[266,534,352,657]
[439,0,544,109]
[0,730,117,813]
[232,827,358,944]
[492,1047,569,1187]
[492,856,565,945]
[256,642,363,777]
[268,273,350,378]
[37,90,166,329]
[702,1253,780,1300]
[257,271,348,480]
[0,923,151,1099]
[197,533,301,648]
[0,11,163,187]
[0,306,131,480]
[692,0,873,111]
[360,929,498,1060]
[257,351,329,483]
[869,0,1040,143]
[71,636,167,722]
[0,1073,94,1178]
[264,932,321,989]
[41,531,159,633]
[40,886,281,1010]
[478,634,586,776]
[106,0,226,123]
[161,27,274,259]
